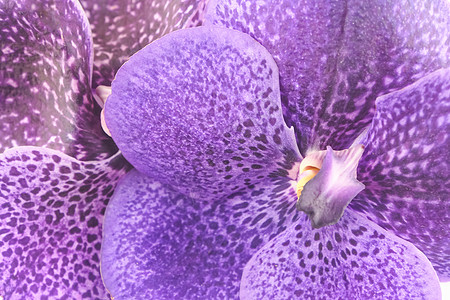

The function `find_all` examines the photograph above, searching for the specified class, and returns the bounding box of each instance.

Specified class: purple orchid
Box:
[100,0,450,299]
[0,0,206,298]
[0,0,449,300]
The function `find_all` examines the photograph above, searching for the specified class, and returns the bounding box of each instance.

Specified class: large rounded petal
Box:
[101,169,299,299]
[0,147,129,299]
[0,0,116,160]
[79,0,209,87]
[105,26,300,199]
[354,68,450,280]
[206,0,450,154]
[241,211,441,299]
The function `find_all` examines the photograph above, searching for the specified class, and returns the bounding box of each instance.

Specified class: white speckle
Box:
[6,78,18,88]
[286,8,295,18]
[19,117,29,125]
[412,64,422,71]
[11,140,18,147]
[184,4,194,14]
[2,46,13,55]
[436,115,446,127]
[383,76,394,86]
[71,79,79,94]
[422,144,433,154]
[43,82,50,91]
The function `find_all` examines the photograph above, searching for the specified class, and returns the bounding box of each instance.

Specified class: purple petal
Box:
[101,169,299,299]
[79,0,209,87]
[0,0,117,160]
[206,0,450,154]
[354,68,450,280]
[241,211,441,299]
[0,147,129,299]
[105,26,300,199]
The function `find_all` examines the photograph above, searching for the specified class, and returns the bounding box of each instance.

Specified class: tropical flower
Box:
[99,0,450,299]
[0,0,205,298]
[0,0,448,299]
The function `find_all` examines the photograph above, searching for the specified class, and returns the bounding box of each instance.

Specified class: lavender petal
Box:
[0,147,129,299]
[0,0,117,160]
[206,0,450,154]
[101,169,299,299]
[105,26,300,199]
[79,0,209,87]
[241,211,441,299]
[354,68,450,280]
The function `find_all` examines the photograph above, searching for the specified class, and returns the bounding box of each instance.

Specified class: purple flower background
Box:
[0,0,449,299]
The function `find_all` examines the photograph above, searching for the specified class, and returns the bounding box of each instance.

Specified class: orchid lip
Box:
[296,144,365,228]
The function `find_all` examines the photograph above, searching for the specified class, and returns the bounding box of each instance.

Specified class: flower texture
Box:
[0,0,448,300]
[0,0,206,299]
[101,0,450,299]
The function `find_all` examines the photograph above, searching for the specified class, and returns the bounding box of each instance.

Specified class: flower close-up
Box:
[1,0,449,299]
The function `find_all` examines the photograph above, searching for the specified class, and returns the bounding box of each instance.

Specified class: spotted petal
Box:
[0,0,117,160]
[105,26,300,199]
[79,0,209,87]
[206,0,450,154]
[0,147,129,299]
[101,169,299,299]
[241,211,441,299]
[354,68,450,280]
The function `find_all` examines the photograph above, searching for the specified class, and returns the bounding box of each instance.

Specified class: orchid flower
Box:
[99,0,450,299]
[0,0,205,298]
[0,0,448,300]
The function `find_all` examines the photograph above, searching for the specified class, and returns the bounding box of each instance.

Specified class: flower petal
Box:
[0,0,116,160]
[0,147,129,299]
[241,211,441,299]
[101,169,299,299]
[105,26,300,199]
[79,0,209,87]
[354,68,450,280]
[206,0,450,153]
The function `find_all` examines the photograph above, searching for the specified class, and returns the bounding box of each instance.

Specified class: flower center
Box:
[296,145,365,228]
[296,166,320,197]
